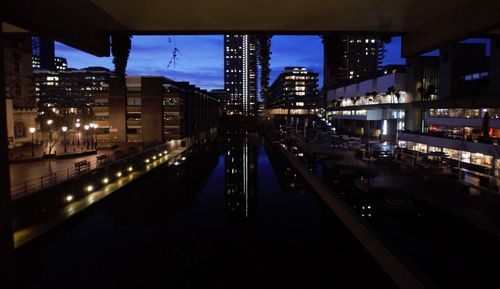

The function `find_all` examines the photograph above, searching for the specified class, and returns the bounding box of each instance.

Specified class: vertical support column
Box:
[0,24,16,289]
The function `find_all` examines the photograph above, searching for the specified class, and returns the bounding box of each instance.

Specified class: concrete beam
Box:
[0,22,16,289]
[1,0,113,56]
[402,0,500,57]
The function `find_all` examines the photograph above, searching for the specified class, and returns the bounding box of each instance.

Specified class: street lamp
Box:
[46,119,53,154]
[29,127,36,157]
[93,123,98,150]
[84,124,90,150]
[75,122,81,145]
[89,123,95,150]
[62,126,68,153]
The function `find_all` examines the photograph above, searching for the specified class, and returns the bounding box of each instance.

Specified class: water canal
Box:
[15,131,396,289]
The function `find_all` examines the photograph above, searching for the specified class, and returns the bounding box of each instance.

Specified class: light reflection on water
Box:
[15,130,395,289]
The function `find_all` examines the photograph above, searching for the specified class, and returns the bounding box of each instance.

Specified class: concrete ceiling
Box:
[2,0,500,57]
[89,0,469,33]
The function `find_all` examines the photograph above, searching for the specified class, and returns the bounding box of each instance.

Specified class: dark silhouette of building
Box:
[34,66,111,112]
[210,88,227,112]
[324,35,382,89]
[31,36,55,70]
[224,35,257,116]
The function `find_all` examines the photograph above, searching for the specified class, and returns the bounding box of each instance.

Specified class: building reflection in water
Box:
[224,130,257,220]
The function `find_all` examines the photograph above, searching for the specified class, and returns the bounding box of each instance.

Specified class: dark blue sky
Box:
[56,35,406,91]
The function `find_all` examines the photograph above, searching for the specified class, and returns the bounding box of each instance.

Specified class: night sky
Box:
[55,35,406,91]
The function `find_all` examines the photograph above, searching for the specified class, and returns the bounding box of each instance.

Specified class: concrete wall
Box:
[141,77,163,143]
[109,78,127,143]
[358,79,376,95]
[345,83,358,98]
[490,38,500,97]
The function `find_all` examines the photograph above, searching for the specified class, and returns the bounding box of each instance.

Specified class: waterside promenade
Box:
[14,147,187,248]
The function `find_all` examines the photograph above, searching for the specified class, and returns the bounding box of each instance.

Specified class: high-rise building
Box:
[209,88,227,112]
[32,56,67,71]
[34,66,111,112]
[31,36,55,70]
[324,35,382,89]
[268,67,319,112]
[224,34,257,116]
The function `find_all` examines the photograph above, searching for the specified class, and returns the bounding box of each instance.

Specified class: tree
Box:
[111,33,132,78]
[422,84,437,101]
[386,86,401,103]
[257,34,272,106]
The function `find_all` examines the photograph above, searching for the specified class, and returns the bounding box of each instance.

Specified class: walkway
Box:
[14,147,186,248]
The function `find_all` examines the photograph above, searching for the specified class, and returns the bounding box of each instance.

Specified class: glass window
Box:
[443,148,459,160]
[127,98,141,106]
[471,153,492,167]
[460,151,471,163]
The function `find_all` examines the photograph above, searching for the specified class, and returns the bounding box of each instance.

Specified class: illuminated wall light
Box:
[174,161,180,166]
[181,156,186,161]
[152,156,157,160]
[102,177,109,184]
[145,159,150,163]
[127,166,133,172]
[65,195,74,202]
[86,185,94,192]
[116,171,122,178]
[164,150,168,154]
[158,153,162,157]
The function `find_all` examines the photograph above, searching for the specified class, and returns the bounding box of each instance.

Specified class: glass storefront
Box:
[471,153,492,167]
[442,148,459,161]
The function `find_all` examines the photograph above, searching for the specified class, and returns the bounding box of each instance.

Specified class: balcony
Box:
[328,93,409,109]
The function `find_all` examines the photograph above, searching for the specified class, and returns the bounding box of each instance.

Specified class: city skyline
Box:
[55,35,406,91]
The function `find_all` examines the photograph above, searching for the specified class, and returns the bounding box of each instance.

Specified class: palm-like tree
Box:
[111,33,132,79]
[257,34,272,106]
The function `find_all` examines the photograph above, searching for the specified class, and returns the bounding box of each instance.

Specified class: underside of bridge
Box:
[2,0,500,57]
[1,0,500,288]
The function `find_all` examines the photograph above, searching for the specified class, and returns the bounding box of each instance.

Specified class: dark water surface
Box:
[16,131,396,289]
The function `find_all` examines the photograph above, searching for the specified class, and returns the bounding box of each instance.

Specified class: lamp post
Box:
[89,123,95,150]
[84,124,90,150]
[46,119,53,154]
[93,123,98,150]
[62,126,68,153]
[75,122,81,145]
[29,127,35,157]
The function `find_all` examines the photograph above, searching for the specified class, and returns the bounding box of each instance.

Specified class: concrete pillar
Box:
[108,76,127,143]
[0,24,16,289]
[490,38,500,98]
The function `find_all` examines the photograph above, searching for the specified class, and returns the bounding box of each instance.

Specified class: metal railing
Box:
[11,143,170,200]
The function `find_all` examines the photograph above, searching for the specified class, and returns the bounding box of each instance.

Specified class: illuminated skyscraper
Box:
[324,35,382,89]
[224,35,257,116]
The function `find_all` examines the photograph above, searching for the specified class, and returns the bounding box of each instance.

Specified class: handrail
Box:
[11,143,169,200]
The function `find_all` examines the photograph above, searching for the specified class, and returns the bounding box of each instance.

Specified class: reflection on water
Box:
[225,130,257,220]
[15,130,396,289]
